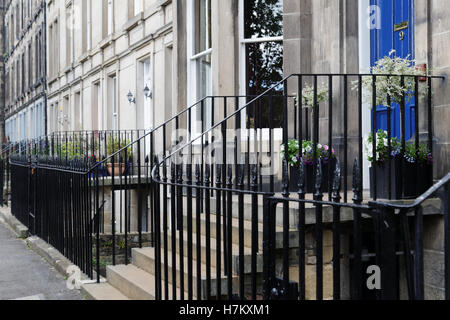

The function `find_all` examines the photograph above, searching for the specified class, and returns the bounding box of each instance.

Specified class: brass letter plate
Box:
[394,21,409,32]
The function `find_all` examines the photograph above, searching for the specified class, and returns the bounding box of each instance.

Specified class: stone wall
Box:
[93,232,152,276]
[422,216,445,299]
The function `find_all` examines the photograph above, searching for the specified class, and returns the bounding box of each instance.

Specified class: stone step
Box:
[132,247,238,299]
[107,264,173,300]
[168,193,357,230]
[81,282,130,300]
[181,211,265,249]
[163,229,252,269]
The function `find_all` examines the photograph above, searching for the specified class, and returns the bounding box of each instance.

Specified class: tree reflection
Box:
[244,0,283,128]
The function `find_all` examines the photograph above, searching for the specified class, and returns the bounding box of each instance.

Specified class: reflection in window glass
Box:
[244,0,283,39]
[246,42,283,128]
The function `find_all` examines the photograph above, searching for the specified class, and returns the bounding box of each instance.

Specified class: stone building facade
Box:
[173,0,449,180]
[0,0,6,146]
[0,0,448,300]
[0,0,447,178]
[3,0,46,143]
[45,0,174,136]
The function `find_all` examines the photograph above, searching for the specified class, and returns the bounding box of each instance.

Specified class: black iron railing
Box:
[8,95,257,281]
[8,73,449,300]
[149,73,447,300]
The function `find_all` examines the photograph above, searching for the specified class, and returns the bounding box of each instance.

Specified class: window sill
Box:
[123,13,144,33]
[100,35,114,49]
[79,52,90,63]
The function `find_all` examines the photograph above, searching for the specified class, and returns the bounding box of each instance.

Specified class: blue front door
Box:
[370,0,415,140]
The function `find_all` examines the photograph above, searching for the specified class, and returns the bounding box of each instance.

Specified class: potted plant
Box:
[355,50,429,141]
[58,141,83,160]
[356,50,429,106]
[403,142,433,198]
[366,129,403,199]
[281,139,336,193]
[297,83,329,138]
[106,136,132,176]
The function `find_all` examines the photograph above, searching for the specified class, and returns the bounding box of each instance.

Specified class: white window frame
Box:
[186,0,212,136]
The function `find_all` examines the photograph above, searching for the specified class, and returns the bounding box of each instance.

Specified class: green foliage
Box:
[117,240,126,250]
[405,142,433,165]
[364,130,402,164]
[57,141,83,160]
[106,136,132,163]
[92,257,108,268]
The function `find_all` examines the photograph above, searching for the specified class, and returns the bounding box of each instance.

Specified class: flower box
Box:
[281,139,336,194]
[289,158,335,194]
[402,161,432,199]
[370,158,433,199]
[369,158,402,199]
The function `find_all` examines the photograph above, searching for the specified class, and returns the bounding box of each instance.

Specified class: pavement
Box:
[0,220,83,300]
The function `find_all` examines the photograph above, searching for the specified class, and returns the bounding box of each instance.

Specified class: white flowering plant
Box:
[281,139,335,167]
[354,50,429,108]
[364,129,402,164]
[298,83,329,108]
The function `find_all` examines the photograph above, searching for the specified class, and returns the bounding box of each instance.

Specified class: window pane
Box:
[244,0,283,39]
[246,41,283,128]
[195,0,211,53]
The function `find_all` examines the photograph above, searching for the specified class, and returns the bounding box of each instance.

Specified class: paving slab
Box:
[0,220,82,300]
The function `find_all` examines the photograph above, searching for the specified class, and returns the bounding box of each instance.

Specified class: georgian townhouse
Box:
[45,0,174,135]
[4,0,46,143]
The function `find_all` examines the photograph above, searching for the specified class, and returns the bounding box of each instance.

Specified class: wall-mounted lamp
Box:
[127,91,136,104]
[144,84,152,99]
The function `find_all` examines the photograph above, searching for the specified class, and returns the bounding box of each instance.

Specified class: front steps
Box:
[82,282,129,300]
[81,210,263,300]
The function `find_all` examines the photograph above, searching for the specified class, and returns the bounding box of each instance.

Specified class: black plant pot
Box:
[402,161,433,199]
[369,158,432,200]
[370,158,402,199]
[289,159,335,193]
